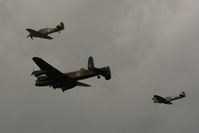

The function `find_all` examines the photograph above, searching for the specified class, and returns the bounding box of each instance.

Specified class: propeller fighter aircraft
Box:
[152,91,186,104]
[31,56,111,92]
[26,22,64,40]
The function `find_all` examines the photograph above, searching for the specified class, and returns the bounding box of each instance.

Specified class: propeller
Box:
[30,65,35,76]
[61,89,65,93]
[27,34,33,40]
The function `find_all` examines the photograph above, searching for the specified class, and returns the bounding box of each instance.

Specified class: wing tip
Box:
[32,57,42,62]
[26,28,32,32]
[46,36,53,39]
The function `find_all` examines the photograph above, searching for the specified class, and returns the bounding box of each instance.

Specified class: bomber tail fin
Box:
[88,56,94,70]
[87,56,111,80]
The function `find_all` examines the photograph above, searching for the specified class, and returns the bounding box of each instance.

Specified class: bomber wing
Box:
[32,57,69,80]
[153,95,169,103]
[61,82,91,92]
[77,82,91,87]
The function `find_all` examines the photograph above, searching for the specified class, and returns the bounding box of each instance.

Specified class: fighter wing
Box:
[154,95,165,100]
[154,95,168,103]
[32,57,69,80]
[165,97,173,101]
[167,96,185,102]
[26,29,38,35]
[166,93,186,102]
[40,35,53,39]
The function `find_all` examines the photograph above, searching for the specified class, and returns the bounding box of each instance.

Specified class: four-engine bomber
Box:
[31,56,111,92]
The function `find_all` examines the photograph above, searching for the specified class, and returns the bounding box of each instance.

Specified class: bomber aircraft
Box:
[26,22,64,40]
[31,56,111,92]
[152,91,186,104]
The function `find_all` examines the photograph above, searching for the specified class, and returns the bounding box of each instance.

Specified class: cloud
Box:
[0,0,198,133]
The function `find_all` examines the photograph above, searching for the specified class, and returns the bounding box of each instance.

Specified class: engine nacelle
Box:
[31,70,47,77]
[37,75,49,81]
[35,79,53,86]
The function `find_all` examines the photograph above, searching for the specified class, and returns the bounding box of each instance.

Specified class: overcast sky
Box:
[0,0,199,133]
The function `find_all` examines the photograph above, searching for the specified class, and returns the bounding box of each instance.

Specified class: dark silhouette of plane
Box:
[152,91,186,104]
[31,56,111,92]
[26,22,64,40]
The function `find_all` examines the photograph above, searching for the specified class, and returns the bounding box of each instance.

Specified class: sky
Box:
[0,0,199,133]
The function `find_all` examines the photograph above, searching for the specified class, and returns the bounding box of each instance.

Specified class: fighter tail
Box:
[180,91,186,97]
[56,22,64,30]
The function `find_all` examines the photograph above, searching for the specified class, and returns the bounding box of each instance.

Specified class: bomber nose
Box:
[26,28,31,31]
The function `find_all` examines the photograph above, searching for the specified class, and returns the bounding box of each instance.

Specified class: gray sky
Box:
[0,0,198,133]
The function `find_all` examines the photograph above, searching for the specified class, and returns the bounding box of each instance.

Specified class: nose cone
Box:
[152,97,156,101]
[26,28,32,32]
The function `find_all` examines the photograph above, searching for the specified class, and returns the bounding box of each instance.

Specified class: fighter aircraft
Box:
[152,91,186,104]
[31,56,111,92]
[26,22,64,40]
